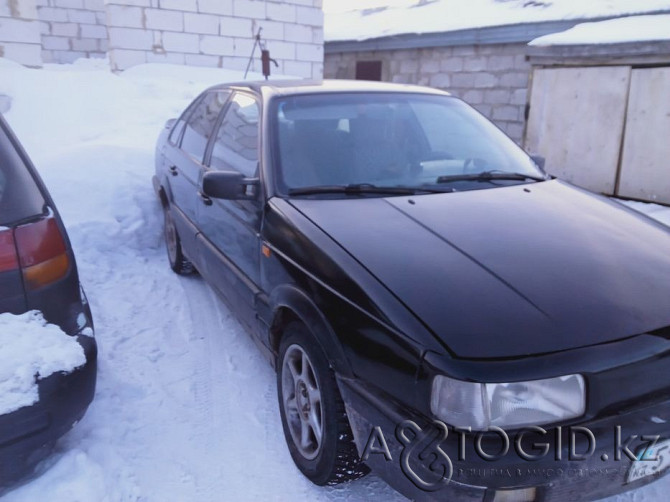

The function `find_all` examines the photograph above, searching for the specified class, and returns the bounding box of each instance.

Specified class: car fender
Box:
[268,283,354,378]
[152,174,174,207]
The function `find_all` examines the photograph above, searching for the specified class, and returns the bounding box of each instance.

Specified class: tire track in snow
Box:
[178,276,227,502]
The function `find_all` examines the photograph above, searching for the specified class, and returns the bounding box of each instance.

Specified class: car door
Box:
[163,90,229,260]
[196,92,263,328]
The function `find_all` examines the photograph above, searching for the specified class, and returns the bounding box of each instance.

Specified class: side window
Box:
[169,94,204,146]
[209,93,259,177]
[168,119,187,145]
[0,124,46,226]
[180,91,228,163]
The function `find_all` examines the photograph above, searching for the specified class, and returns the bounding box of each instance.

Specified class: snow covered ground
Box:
[0,58,669,502]
[322,0,670,42]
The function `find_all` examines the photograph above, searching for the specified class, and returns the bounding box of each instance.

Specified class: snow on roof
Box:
[528,14,670,46]
[323,0,670,42]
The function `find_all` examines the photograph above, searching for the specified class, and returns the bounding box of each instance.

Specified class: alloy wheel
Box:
[281,344,324,460]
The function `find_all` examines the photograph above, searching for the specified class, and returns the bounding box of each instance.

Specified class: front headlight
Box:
[430,374,585,429]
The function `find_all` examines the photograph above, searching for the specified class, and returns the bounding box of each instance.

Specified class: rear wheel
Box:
[163,205,194,275]
[277,322,369,485]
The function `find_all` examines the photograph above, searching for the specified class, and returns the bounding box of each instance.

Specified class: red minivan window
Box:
[0,121,46,227]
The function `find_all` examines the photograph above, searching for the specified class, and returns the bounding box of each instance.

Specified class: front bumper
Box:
[338,376,670,502]
[0,334,97,485]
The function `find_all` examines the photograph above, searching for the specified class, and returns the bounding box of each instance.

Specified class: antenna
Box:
[244,28,262,80]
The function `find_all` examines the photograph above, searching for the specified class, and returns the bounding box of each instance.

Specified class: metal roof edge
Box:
[324,10,670,54]
[527,40,670,66]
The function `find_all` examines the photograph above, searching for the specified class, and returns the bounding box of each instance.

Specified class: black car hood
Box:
[288,180,670,359]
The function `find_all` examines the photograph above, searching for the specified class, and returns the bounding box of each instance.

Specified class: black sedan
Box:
[153,80,670,502]
[0,114,97,484]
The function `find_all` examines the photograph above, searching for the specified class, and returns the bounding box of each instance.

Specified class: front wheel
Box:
[163,205,194,275]
[277,322,369,485]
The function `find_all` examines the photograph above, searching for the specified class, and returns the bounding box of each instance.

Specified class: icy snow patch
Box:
[0,311,85,415]
[619,200,670,227]
[530,14,670,46]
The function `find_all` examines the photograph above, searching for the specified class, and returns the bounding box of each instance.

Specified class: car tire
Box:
[277,321,369,485]
[163,205,194,275]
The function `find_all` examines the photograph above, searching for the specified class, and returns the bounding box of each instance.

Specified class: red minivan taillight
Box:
[14,217,69,290]
[0,227,19,272]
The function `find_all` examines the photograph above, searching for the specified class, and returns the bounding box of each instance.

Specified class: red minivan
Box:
[0,114,97,485]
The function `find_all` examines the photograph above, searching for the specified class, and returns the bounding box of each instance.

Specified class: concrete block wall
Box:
[36,0,107,63]
[0,0,42,66]
[324,43,531,145]
[105,0,324,78]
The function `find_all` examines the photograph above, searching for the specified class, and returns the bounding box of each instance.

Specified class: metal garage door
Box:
[524,66,631,194]
[617,67,670,205]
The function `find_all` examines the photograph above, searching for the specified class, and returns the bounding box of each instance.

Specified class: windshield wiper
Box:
[436,171,547,184]
[288,183,454,196]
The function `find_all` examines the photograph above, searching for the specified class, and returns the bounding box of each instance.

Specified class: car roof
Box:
[205,79,451,98]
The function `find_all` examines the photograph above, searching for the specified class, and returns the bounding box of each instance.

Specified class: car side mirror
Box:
[530,155,546,171]
[165,118,177,130]
[201,170,259,200]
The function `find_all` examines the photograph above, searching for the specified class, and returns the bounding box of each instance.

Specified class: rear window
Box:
[0,121,46,226]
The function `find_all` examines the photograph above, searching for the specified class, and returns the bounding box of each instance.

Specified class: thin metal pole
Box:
[244,28,263,79]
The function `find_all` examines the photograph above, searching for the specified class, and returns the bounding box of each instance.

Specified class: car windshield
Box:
[273,92,545,196]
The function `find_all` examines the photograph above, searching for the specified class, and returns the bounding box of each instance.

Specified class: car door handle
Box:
[168,165,178,176]
[198,191,213,206]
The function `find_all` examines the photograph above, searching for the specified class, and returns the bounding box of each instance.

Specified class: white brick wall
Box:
[37,0,107,63]
[1,0,324,77]
[233,0,265,19]
[199,34,233,56]
[160,0,197,12]
[0,0,42,66]
[145,8,183,32]
[184,12,218,35]
[162,31,199,53]
[267,2,295,23]
[220,16,251,38]
[106,0,324,77]
[198,0,233,16]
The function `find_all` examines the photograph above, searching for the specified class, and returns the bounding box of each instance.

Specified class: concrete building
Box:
[323,2,670,146]
[1,0,324,78]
